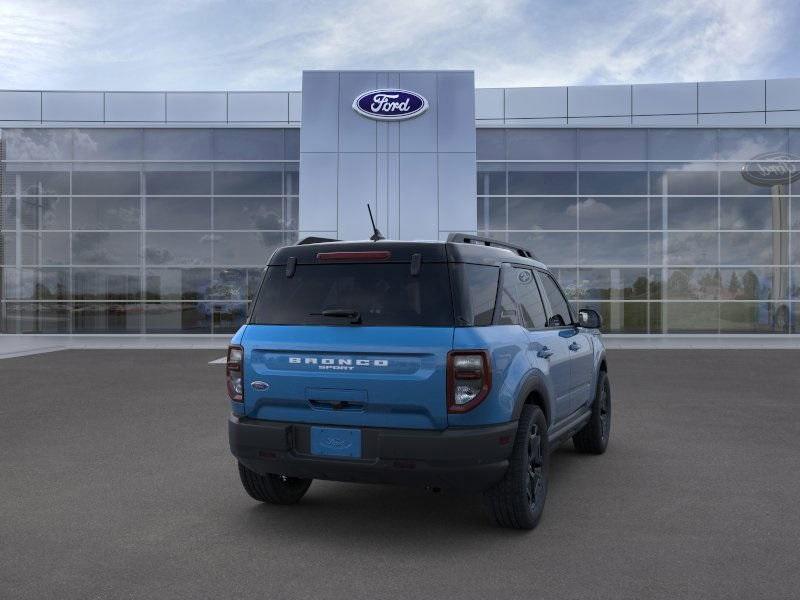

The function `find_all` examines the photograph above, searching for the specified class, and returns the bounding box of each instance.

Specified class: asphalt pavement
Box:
[1,349,799,599]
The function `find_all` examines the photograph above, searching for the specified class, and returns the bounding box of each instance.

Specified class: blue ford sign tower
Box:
[299,70,477,242]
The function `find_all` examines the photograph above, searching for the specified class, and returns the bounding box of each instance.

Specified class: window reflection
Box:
[145,197,211,230]
[1,127,299,334]
[72,197,140,230]
[145,232,212,266]
[213,197,283,230]
[578,197,647,230]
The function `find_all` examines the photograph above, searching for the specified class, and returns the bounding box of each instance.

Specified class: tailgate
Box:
[242,325,454,430]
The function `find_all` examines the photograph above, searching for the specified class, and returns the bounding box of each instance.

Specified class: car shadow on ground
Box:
[233,446,587,542]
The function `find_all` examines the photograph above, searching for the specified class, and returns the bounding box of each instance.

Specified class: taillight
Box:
[227,345,244,402]
[447,350,491,413]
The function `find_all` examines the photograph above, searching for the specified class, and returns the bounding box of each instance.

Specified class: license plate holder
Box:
[310,426,362,459]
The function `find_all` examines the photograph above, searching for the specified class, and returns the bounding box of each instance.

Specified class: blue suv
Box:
[227,234,610,529]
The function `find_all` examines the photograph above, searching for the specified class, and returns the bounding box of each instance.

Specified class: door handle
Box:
[569,342,581,352]
[537,346,554,359]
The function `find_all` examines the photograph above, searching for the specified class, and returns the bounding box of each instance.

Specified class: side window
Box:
[514,268,547,329]
[539,272,572,327]
[496,267,519,325]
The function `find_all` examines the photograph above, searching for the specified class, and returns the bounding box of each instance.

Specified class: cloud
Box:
[0,0,795,90]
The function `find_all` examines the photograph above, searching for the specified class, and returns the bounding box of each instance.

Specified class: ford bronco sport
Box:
[227,233,610,529]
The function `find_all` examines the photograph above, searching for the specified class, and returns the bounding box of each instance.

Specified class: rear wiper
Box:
[311,308,362,324]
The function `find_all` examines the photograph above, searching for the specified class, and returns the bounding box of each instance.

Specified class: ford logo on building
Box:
[741,152,800,186]
[353,89,428,121]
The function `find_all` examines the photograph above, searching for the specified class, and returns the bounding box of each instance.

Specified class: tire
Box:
[237,462,312,505]
[483,405,549,530]
[573,370,611,455]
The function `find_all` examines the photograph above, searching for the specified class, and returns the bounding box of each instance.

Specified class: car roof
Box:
[269,239,549,270]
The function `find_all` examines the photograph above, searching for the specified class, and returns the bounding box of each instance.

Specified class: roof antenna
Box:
[367,204,385,241]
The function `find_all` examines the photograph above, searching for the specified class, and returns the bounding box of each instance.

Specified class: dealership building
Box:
[1,70,799,337]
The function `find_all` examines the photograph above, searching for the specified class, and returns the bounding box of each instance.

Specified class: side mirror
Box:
[578,308,602,329]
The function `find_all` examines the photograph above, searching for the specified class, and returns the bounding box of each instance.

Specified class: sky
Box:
[0,0,798,91]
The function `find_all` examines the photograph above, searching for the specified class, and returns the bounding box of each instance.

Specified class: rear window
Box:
[250,263,454,326]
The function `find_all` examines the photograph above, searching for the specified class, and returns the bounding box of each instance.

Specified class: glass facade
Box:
[1,125,798,335]
[0,128,299,334]
[478,128,800,334]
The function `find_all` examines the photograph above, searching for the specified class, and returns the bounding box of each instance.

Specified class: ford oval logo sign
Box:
[741,152,800,187]
[353,89,428,121]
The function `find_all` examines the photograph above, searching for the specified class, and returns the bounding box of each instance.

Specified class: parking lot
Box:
[2,348,799,599]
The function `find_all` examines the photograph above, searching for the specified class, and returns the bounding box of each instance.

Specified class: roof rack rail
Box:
[297,236,339,245]
[446,233,536,259]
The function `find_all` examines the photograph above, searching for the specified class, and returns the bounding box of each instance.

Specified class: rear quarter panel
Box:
[449,325,532,427]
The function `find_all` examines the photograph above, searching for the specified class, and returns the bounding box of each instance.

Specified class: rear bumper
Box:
[229,416,518,491]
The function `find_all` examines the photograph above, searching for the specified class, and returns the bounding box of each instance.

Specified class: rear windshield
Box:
[250,263,454,326]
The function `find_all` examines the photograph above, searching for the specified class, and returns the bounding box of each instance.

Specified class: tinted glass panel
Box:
[720,197,784,230]
[213,170,282,195]
[21,232,69,265]
[73,268,141,300]
[477,197,506,230]
[508,170,575,195]
[73,129,143,160]
[578,197,648,230]
[720,232,782,265]
[4,129,73,160]
[650,170,717,195]
[508,197,576,230]
[476,129,505,160]
[213,232,282,266]
[666,197,717,230]
[666,268,720,300]
[213,129,284,160]
[579,171,647,195]
[514,268,547,328]
[539,272,572,326]
[145,232,212,266]
[20,196,69,230]
[666,233,718,265]
[145,268,211,300]
[145,171,210,195]
[145,197,211,230]
[508,232,577,265]
[507,129,576,160]
[577,268,648,300]
[477,167,505,195]
[72,303,142,333]
[143,130,213,160]
[72,232,139,265]
[579,233,648,265]
[451,263,499,326]
[213,197,283,230]
[720,268,788,300]
[72,197,140,230]
[72,171,140,195]
[251,263,453,326]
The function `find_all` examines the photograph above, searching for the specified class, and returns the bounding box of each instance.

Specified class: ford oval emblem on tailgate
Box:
[251,380,269,391]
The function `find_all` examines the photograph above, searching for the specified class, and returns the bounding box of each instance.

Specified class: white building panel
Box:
[166,92,226,122]
[105,92,165,122]
[632,82,696,115]
[42,92,103,121]
[0,91,41,121]
[568,84,630,117]
[698,80,765,113]
[505,86,567,119]
[228,92,288,122]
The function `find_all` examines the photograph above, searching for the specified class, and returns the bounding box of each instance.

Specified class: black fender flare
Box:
[511,370,554,426]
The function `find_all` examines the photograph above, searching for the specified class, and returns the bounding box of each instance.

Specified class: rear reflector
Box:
[317,251,391,262]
